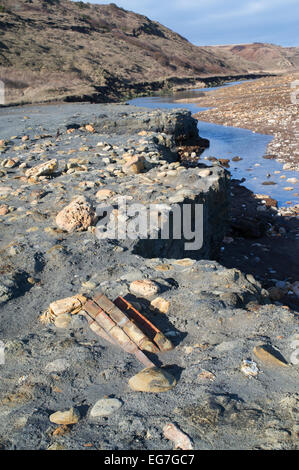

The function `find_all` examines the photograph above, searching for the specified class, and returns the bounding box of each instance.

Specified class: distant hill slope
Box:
[207,43,299,73]
[0,1,297,105]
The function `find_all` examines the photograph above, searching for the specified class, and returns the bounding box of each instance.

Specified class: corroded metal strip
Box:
[93,293,158,353]
[114,296,173,352]
[84,293,158,367]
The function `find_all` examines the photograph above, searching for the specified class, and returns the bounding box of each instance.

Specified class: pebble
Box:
[89,398,123,419]
[241,360,259,377]
[122,156,144,174]
[130,279,160,298]
[173,258,195,267]
[197,169,211,177]
[163,423,193,450]
[96,189,115,201]
[128,367,176,392]
[49,407,80,425]
[85,124,95,133]
[25,159,58,178]
[0,204,9,216]
[253,345,288,367]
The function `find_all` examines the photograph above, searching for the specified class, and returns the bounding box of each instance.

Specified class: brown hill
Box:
[0,0,264,105]
[0,1,297,105]
[208,43,299,73]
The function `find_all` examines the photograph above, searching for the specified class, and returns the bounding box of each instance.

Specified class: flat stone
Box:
[49,407,80,425]
[154,264,172,271]
[96,189,115,201]
[130,279,159,298]
[89,398,123,419]
[253,345,288,367]
[122,156,144,174]
[197,169,212,177]
[128,367,176,393]
[173,259,195,267]
[25,159,58,178]
[163,423,193,450]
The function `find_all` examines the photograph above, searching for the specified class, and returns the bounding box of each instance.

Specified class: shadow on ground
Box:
[220,179,299,311]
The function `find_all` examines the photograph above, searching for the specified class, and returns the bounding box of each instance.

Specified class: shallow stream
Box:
[129,81,299,207]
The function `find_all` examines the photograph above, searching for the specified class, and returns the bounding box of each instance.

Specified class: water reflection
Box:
[129,82,298,207]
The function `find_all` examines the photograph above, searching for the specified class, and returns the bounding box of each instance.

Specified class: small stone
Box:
[0,186,12,196]
[155,264,172,272]
[128,367,176,393]
[241,360,259,377]
[89,398,123,419]
[197,370,215,381]
[0,204,9,216]
[163,423,193,450]
[122,156,144,175]
[150,297,170,314]
[47,443,66,451]
[85,124,95,133]
[197,169,211,177]
[130,279,159,298]
[253,345,288,367]
[25,159,58,178]
[49,407,80,425]
[173,258,195,267]
[96,189,115,201]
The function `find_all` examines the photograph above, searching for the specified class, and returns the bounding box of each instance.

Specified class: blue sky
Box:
[81,0,299,46]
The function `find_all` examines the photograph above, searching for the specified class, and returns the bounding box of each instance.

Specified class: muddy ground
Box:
[0,103,298,450]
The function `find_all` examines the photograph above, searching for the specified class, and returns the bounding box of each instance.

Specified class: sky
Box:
[81,0,299,47]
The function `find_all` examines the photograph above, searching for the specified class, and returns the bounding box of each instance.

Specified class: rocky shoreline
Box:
[190,73,299,172]
[0,104,298,450]
[63,73,272,107]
